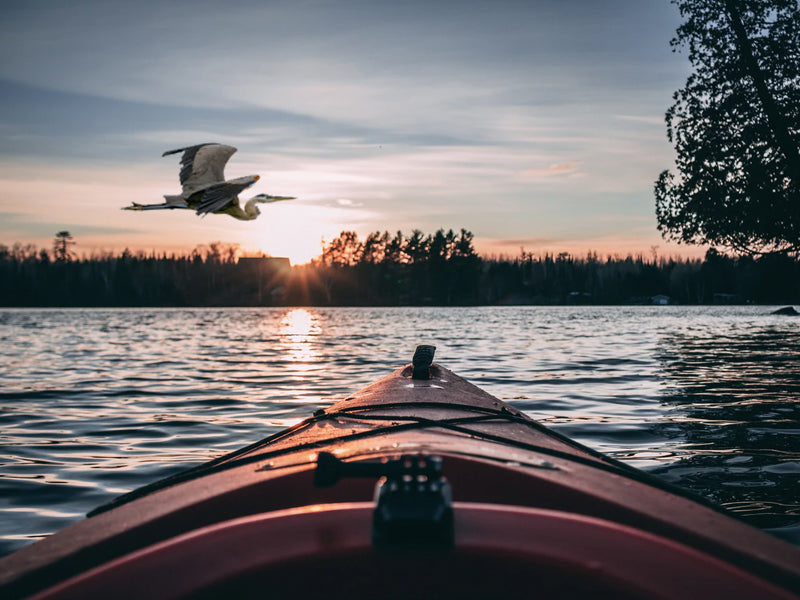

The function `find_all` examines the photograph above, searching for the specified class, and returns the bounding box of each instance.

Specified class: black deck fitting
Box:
[314,452,453,547]
[314,452,444,488]
[412,345,436,380]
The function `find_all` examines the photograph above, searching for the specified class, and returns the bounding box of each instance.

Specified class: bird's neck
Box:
[223,201,257,221]
[242,199,260,220]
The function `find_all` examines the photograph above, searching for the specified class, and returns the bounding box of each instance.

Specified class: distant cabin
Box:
[651,294,670,305]
[237,257,291,274]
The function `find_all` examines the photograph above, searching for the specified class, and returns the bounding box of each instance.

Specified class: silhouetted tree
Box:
[361,231,389,264]
[384,231,406,265]
[655,0,800,255]
[53,231,75,262]
[321,231,363,266]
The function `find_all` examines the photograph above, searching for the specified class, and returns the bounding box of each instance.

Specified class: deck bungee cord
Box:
[92,395,741,521]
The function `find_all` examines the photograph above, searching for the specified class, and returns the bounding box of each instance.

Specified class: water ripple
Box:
[1,306,799,555]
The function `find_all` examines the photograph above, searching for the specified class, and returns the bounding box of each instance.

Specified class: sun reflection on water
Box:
[278,308,321,368]
[280,308,320,337]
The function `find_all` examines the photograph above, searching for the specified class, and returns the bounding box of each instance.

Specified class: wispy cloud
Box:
[0,212,138,239]
[521,162,582,179]
[615,114,664,126]
[0,0,690,257]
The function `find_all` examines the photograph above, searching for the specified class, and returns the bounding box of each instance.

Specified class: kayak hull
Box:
[3,361,800,598]
[27,504,798,600]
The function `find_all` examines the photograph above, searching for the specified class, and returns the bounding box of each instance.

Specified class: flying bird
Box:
[123,143,294,220]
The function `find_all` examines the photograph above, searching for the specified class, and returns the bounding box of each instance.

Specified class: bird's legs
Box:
[123,196,191,211]
[124,203,193,211]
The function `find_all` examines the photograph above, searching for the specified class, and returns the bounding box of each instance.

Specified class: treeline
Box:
[1,233,799,307]
[314,229,482,305]
[484,247,800,306]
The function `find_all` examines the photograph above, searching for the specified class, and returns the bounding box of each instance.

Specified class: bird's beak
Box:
[253,175,260,181]
[256,195,295,203]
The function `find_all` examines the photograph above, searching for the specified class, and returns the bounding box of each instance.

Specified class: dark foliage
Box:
[315,229,482,305]
[656,0,800,255]
[2,234,799,306]
[52,231,75,263]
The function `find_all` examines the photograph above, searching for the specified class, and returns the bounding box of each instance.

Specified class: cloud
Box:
[334,198,363,208]
[521,162,581,179]
[474,233,705,260]
[0,1,685,135]
[0,212,138,239]
[0,1,691,257]
[615,114,664,126]
[484,236,561,248]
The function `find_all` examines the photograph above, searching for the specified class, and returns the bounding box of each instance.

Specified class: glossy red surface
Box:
[31,503,798,600]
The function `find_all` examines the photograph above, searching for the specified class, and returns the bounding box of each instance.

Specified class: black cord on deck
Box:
[88,400,728,519]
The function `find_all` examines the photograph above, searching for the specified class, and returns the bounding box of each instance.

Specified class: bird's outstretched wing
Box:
[194,180,256,215]
[162,143,237,194]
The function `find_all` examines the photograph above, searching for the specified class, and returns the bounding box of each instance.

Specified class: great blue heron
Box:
[123,143,294,220]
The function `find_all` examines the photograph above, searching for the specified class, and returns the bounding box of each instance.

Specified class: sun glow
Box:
[262,232,323,266]
[241,203,354,265]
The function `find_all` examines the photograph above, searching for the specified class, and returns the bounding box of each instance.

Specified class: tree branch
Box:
[723,0,800,184]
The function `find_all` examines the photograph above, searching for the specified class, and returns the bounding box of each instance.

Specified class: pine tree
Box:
[53,231,75,262]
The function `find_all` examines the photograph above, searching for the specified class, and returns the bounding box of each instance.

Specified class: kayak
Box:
[2,345,800,599]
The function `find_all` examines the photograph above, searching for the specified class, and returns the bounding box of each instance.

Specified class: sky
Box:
[0,0,700,264]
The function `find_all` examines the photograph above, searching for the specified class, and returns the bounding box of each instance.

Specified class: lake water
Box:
[1,306,799,557]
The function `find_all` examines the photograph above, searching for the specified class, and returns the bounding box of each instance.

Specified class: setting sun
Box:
[239,204,330,265]
[240,202,372,265]
[261,231,324,266]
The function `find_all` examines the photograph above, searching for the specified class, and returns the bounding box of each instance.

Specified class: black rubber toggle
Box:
[412,345,436,380]
[372,454,453,547]
[314,452,453,547]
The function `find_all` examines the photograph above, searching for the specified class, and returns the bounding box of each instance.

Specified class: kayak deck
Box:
[2,355,800,598]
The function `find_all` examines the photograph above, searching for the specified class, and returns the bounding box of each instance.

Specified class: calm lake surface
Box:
[1,306,799,556]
